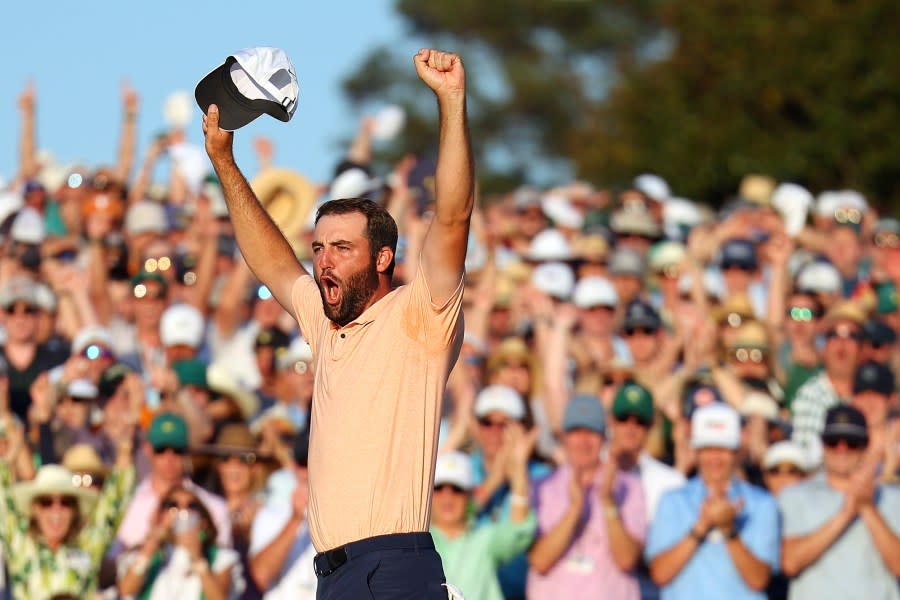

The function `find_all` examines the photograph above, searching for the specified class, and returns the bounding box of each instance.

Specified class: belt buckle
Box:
[315,547,348,577]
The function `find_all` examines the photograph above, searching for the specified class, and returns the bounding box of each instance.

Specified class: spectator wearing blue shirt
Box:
[646,404,780,600]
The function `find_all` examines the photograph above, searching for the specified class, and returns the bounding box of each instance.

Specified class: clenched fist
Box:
[202,104,235,167]
[413,49,466,100]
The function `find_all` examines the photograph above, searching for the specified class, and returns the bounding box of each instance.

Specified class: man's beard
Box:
[316,262,380,326]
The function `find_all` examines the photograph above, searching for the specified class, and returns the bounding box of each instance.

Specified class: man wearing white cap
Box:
[646,404,779,599]
[430,447,536,600]
[203,48,473,599]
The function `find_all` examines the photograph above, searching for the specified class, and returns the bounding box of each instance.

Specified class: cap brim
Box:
[822,426,868,445]
[195,57,264,132]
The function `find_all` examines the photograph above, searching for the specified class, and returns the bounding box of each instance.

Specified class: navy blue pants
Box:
[315,532,448,600]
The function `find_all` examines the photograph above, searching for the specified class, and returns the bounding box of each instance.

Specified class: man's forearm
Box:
[782,505,855,576]
[434,96,474,223]
[250,514,304,589]
[860,505,900,576]
[725,536,771,590]
[528,503,582,574]
[211,157,303,309]
[649,532,701,586]
[604,503,643,571]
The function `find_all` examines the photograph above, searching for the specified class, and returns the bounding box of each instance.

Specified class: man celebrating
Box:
[780,405,900,599]
[202,48,473,599]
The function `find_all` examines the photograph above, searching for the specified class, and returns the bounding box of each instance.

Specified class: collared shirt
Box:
[645,476,780,600]
[527,464,647,600]
[636,453,686,521]
[292,266,465,551]
[469,451,551,598]
[115,477,232,549]
[249,503,317,600]
[779,474,900,600]
[791,371,842,446]
[431,512,536,600]
[0,461,135,599]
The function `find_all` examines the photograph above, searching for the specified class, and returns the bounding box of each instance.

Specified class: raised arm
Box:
[414,49,475,304]
[18,83,38,182]
[202,106,306,312]
[115,82,139,184]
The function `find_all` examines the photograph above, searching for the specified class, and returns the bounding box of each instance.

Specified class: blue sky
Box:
[0,1,418,187]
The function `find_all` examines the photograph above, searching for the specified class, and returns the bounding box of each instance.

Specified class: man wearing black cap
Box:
[850,361,897,473]
[620,300,677,383]
[248,431,315,599]
[780,405,900,599]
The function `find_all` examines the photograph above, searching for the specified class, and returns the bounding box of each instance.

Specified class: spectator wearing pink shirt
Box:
[527,394,646,600]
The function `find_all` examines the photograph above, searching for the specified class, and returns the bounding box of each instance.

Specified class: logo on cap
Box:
[626,388,641,403]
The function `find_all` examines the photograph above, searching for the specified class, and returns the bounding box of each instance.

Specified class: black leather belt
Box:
[313,532,434,577]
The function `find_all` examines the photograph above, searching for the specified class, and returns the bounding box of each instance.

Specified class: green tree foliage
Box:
[343,0,900,206]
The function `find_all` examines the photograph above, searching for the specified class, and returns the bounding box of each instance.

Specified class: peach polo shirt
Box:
[291,266,464,552]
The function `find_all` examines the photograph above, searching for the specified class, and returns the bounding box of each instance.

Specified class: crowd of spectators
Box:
[1,82,900,600]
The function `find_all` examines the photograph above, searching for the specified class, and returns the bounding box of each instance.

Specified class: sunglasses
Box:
[721,263,754,272]
[477,417,511,430]
[834,207,862,225]
[224,452,257,465]
[624,327,656,337]
[613,414,652,427]
[765,465,804,477]
[161,498,204,512]
[63,395,93,404]
[153,446,187,456]
[434,484,467,495]
[731,348,766,363]
[52,249,78,263]
[874,232,900,249]
[824,328,862,342]
[786,306,818,322]
[143,256,173,273]
[35,495,77,509]
[72,473,103,488]
[4,304,38,316]
[823,437,867,450]
[82,344,114,361]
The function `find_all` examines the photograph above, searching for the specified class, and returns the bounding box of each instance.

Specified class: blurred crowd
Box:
[1,83,900,600]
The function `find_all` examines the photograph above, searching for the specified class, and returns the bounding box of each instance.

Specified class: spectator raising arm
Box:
[17,82,38,183]
[115,81,139,185]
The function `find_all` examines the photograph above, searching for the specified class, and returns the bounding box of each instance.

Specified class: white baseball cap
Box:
[572,276,617,308]
[796,261,841,294]
[195,47,299,131]
[11,207,46,244]
[527,229,573,262]
[763,441,809,472]
[634,173,671,201]
[125,201,167,235]
[475,385,525,420]
[531,261,575,300]
[160,304,205,349]
[434,451,474,490]
[541,194,583,229]
[691,403,741,450]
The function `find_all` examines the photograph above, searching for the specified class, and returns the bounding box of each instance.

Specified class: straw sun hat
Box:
[13,464,99,518]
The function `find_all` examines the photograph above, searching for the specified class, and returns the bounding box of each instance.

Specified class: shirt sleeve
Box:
[791,379,834,447]
[0,461,27,557]
[644,489,685,561]
[78,464,137,567]
[877,486,900,535]
[405,264,465,351]
[486,511,537,564]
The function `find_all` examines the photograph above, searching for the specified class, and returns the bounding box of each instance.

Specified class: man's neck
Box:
[150,475,181,497]
[827,371,854,398]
